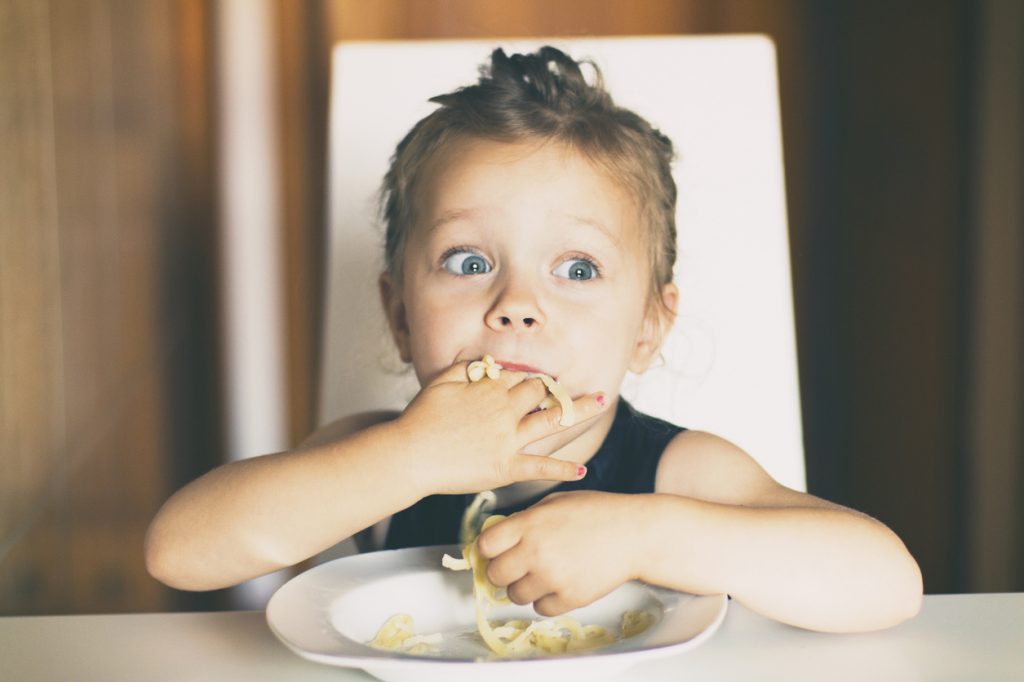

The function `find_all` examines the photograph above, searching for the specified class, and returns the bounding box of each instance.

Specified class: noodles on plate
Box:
[368,357,652,657]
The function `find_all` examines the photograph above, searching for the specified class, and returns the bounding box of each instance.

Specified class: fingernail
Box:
[576,465,587,478]
[596,393,606,407]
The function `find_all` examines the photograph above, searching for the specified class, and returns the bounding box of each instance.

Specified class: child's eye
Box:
[553,258,599,281]
[442,250,492,275]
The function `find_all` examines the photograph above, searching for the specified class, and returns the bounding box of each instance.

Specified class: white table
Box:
[1,594,1021,681]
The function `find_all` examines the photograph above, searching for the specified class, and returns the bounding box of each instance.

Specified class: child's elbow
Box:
[144,523,180,589]
[893,553,924,624]
[144,520,202,591]
[834,538,923,633]
[864,542,923,632]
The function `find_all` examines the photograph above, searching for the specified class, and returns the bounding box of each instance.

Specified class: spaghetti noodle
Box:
[367,357,651,657]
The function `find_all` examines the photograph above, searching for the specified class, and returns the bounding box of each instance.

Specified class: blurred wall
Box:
[964,0,1024,590]
[0,0,223,613]
[0,0,1018,616]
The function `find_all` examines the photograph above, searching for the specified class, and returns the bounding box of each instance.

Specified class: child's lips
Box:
[495,360,556,380]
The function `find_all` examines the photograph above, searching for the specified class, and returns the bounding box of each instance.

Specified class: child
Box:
[146,46,922,633]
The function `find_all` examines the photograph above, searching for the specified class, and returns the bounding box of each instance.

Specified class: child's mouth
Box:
[495,360,556,380]
[469,356,574,426]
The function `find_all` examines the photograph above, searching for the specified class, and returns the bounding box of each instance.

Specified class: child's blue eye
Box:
[553,258,598,281]
[442,251,491,275]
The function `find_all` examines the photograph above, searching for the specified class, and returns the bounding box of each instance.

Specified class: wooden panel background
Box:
[0,0,223,614]
[1,0,1013,615]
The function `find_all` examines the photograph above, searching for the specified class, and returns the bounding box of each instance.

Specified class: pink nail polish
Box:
[576,465,587,478]
[596,393,606,407]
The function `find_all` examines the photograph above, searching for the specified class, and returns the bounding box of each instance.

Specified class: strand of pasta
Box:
[367,357,651,657]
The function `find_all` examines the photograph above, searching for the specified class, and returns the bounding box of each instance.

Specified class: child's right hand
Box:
[392,361,607,495]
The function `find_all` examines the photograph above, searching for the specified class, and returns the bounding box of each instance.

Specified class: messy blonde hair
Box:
[380,46,677,307]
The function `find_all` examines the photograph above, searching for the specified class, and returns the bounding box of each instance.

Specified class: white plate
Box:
[267,545,728,682]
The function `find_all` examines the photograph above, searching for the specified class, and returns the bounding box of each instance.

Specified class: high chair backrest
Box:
[320,37,806,491]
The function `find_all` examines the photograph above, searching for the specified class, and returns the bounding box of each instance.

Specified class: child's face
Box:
[382,136,675,410]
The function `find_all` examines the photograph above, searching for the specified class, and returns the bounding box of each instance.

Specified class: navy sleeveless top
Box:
[384,399,685,550]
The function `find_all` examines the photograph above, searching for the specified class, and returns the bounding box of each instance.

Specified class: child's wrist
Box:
[359,419,437,503]
[622,494,668,582]
[633,494,738,597]
[627,494,705,587]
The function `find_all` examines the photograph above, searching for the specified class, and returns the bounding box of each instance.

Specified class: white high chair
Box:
[320,37,805,500]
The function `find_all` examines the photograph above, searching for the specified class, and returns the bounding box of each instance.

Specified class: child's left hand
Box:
[476,491,645,616]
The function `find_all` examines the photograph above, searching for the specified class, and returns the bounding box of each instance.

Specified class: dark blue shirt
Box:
[384,399,685,550]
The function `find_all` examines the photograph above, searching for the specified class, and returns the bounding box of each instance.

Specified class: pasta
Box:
[369,490,653,657]
[531,373,575,427]
[367,357,651,658]
[368,614,443,655]
[441,490,620,656]
[467,355,576,426]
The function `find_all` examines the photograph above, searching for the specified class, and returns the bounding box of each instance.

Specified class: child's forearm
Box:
[633,494,923,633]
[144,421,425,591]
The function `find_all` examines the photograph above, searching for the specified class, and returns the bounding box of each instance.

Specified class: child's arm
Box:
[641,430,923,632]
[477,431,922,633]
[144,412,410,591]
[144,363,607,591]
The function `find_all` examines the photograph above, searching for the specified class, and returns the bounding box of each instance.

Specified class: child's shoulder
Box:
[655,429,785,505]
[300,410,400,448]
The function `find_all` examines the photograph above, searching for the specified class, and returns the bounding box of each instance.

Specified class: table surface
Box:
[1,593,1021,681]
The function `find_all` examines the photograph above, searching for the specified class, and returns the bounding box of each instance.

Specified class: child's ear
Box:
[628,282,679,374]
[378,272,413,363]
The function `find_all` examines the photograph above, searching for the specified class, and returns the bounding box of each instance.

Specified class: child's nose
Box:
[485,282,545,332]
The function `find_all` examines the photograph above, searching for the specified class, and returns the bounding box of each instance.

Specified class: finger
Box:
[476,517,520,559]
[533,592,574,617]
[519,392,608,443]
[429,361,474,386]
[508,377,549,414]
[484,546,529,587]
[508,453,585,483]
[506,574,552,607]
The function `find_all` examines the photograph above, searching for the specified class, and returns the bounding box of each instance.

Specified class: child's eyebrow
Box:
[427,207,621,247]
[561,213,622,247]
[428,208,481,233]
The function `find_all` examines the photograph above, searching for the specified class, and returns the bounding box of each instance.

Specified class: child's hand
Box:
[395,362,607,495]
[476,491,643,616]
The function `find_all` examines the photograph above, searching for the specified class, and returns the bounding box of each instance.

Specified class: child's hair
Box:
[380,45,678,308]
